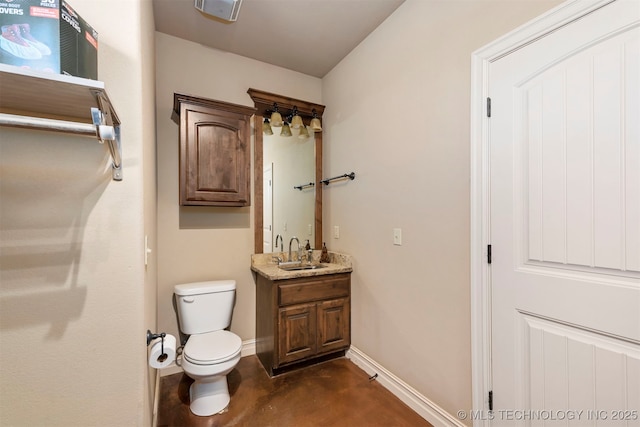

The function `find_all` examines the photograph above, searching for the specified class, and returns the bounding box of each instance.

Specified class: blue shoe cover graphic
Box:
[1,24,52,60]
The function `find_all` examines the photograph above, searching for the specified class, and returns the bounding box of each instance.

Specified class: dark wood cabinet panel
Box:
[278,303,317,364]
[317,298,350,355]
[173,94,255,206]
[256,272,351,376]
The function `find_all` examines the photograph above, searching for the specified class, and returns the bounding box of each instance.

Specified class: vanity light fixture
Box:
[298,125,309,139]
[310,108,322,131]
[262,117,273,135]
[270,103,283,127]
[290,106,303,129]
[261,103,322,136]
[280,117,292,137]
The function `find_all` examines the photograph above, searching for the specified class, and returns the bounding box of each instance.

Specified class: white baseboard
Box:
[346,346,466,427]
[159,362,183,377]
[158,338,257,377]
[240,338,256,357]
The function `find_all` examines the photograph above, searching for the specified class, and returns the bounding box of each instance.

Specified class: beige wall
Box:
[139,0,158,424]
[321,0,562,423]
[0,0,156,425]
[155,33,322,344]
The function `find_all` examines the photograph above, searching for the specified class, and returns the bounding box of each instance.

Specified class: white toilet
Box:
[174,280,242,416]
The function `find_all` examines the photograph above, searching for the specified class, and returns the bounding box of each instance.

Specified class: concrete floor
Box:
[157,355,433,427]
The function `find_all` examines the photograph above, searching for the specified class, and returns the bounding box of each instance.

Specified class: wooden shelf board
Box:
[0,64,118,125]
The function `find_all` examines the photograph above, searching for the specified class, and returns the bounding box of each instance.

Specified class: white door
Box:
[490,1,640,424]
[263,164,273,253]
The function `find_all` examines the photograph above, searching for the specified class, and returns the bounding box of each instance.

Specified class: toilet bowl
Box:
[174,280,241,416]
[180,330,242,416]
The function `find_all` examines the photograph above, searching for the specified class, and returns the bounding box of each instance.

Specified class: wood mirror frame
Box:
[248,88,325,254]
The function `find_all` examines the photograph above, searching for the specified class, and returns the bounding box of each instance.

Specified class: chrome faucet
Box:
[289,236,300,262]
[275,234,283,252]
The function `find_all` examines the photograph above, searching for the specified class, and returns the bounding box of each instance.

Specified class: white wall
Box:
[322,0,563,423]
[0,0,156,425]
[155,33,322,346]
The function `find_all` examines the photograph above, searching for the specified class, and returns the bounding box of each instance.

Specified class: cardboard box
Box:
[60,1,97,80]
[0,0,97,79]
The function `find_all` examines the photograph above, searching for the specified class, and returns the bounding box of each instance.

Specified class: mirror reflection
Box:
[262,128,315,254]
[248,88,324,254]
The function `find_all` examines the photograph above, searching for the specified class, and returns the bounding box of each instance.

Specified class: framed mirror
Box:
[248,89,324,254]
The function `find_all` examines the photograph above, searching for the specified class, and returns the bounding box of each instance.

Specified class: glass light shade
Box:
[310,117,322,131]
[270,111,283,127]
[262,119,273,135]
[290,114,303,129]
[298,125,309,139]
[280,122,292,137]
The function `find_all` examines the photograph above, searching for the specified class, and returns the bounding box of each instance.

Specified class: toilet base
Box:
[189,376,230,416]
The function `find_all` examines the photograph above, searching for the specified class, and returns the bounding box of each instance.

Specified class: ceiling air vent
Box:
[194,0,243,22]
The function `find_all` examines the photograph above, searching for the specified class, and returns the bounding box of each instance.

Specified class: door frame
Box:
[469,1,616,424]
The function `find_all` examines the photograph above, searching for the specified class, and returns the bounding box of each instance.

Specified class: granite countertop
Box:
[251,251,353,280]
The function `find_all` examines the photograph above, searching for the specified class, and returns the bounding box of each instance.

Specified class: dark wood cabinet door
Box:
[278,303,317,364]
[174,94,255,207]
[316,298,350,354]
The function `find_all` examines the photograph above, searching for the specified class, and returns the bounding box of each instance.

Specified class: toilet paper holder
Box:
[146,330,168,362]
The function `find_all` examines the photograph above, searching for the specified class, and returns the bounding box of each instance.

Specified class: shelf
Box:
[0,64,123,180]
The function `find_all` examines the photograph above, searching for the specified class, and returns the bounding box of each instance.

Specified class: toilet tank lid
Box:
[174,280,236,296]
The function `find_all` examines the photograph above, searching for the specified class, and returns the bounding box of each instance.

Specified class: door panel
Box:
[489,1,640,423]
[519,313,640,421]
[521,23,640,274]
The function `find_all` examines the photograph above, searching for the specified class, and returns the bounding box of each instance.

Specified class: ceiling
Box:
[152,0,405,78]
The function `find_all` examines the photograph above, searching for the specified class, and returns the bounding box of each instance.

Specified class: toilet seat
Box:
[183,330,241,365]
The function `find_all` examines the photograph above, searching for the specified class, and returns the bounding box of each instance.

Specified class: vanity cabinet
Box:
[172,93,256,207]
[255,272,351,375]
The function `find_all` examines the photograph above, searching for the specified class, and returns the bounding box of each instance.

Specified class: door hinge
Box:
[488,390,493,411]
[486,97,491,118]
[487,244,492,264]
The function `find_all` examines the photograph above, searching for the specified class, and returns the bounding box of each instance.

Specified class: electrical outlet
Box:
[393,228,402,245]
[308,224,312,236]
[334,226,340,239]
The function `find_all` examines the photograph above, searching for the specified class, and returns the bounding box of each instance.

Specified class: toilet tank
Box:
[174,280,236,335]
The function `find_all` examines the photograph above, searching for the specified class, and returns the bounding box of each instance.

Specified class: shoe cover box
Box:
[60,1,98,80]
[0,0,97,79]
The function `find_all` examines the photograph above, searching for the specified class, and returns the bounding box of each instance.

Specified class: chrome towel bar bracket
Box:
[92,90,122,181]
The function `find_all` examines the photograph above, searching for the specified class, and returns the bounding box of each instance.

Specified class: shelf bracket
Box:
[92,91,122,181]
